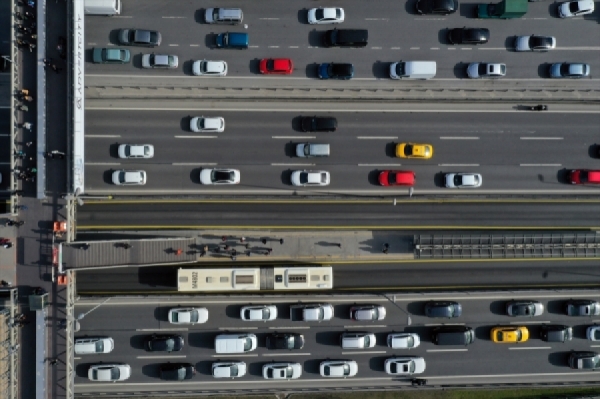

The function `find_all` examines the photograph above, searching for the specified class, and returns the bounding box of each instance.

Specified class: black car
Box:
[318,63,354,80]
[266,333,305,350]
[145,334,184,352]
[301,116,337,132]
[159,363,195,380]
[417,0,458,15]
[540,324,572,343]
[448,27,490,45]
[118,29,162,47]
[569,351,600,370]
[424,301,462,318]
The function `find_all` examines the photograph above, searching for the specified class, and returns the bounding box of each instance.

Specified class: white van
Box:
[84,0,121,16]
[215,333,257,354]
[340,332,376,349]
[390,61,436,80]
[74,337,114,355]
[296,143,330,158]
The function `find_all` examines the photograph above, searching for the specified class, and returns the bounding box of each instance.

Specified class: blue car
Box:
[318,63,354,80]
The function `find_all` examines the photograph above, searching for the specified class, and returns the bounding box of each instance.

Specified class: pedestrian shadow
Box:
[314,241,341,247]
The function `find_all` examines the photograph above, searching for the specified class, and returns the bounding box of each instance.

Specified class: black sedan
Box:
[424,301,462,318]
[144,334,184,352]
[318,63,354,80]
[417,0,458,14]
[448,27,490,45]
[301,116,338,132]
[266,333,305,350]
[159,363,195,380]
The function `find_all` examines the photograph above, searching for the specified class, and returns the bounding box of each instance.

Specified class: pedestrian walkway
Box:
[62,231,415,269]
[0,225,17,287]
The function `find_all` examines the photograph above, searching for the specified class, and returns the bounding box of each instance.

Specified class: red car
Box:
[259,58,293,75]
[570,169,600,185]
[378,170,415,186]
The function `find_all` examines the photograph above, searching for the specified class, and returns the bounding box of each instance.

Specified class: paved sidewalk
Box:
[0,224,17,286]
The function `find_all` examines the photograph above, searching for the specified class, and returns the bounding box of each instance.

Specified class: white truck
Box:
[84,0,121,16]
[290,303,334,322]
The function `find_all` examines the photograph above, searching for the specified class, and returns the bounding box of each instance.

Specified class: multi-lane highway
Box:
[74,292,600,394]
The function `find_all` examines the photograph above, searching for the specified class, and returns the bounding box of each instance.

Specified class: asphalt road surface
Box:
[73,292,600,394]
[82,105,600,194]
[83,0,600,80]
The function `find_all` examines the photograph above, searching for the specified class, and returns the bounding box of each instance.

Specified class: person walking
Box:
[25,141,33,147]
[17,104,29,112]
[51,64,62,73]
[43,58,51,67]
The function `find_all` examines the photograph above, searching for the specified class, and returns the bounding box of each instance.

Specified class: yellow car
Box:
[396,143,433,159]
[490,326,529,343]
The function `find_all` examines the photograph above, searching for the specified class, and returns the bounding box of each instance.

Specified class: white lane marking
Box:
[555,47,600,50]
[430,47,440,50]
[390,47,401,50]
[168,44,179,47]
[371,47,382,50]
[438,164,479,167]
[365,18,389,21]
[343,325,387,329]
[460,48,473,50]
[426,349,468,352]
[478,48,509,50]
[86,135,120,138]
[249,45,260,48]
[358,164,402,167]
[271,163,315,166]
[520,164,561,167]
[175,136,218,139]
[211,354,258,358]
[162,16,186,19]
[268,326,310,330]
[509,321,549,325]
[357,136,398,140]
[509,346,552,350]
[424,323,466,327]
[440,137,479,140]
[74,357,81,360]
[268,46,280,48]
[172,163,217,166]
[136,328,189,331]
[272,136,315,139]
[289,46,299,48]
[410,47,419,50]
[85,163,120,166]
[260,18,280,20]
[137,355,187,359]
[189,44,200,47]
[523,138,566,142]
[342,351,387,355]
[218,326,257,330]
[591,345,600,347]
[262,352,311,356]
[113,16,132,19]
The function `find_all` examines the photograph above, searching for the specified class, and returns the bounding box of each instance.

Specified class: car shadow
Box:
[548,351,570,367]
[205,33,218,49]
[298,9,309,24]
[130,334,149,350]
[109,143,120,158]
[190,168,201,184]
[538,63,551,78]
[182,60,195,76]
[589,144,600,159]
[368,170,380,186]
[308,30,323,48]
[303,358,322,375]
[109,29,121,45]
[385,142,397,158]
[434,171,446,187]
[85,48,94,64]
[195,360,213,376]
[225,304,242,319]
[153,306,169,322]
[181,116,191,131]
[489,300,508,316]
[249,58,261,74]
[103,170,114,185]
[505,36,516,51]
[75,363,92,378]
[475,325,492,341]
[405,1,419,14]
[460,4,479,18]
[195,9,206,24]
[141,363,161,378]
[306,62,319,79]
[406,302,426,317]
[368,356,387,372]
[281,169,293,185]
[546,300,566,315]
[555,168,570,185]
[453,62,468,78]
[372,61,389,80]
[284,141,297,158]
[439,28,451,45]
[132,53,144,69]
[292,116,305,132]
[188,332,216,349]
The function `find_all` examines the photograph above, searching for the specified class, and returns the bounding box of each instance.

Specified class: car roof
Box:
[203,117,222,129]
[134,30,151,42]
[392,171,415,185]
[307,172,326,184]
[124,172,143,182]
[273,59,291,70]
[205,61,225,73]
[105,48,124,60]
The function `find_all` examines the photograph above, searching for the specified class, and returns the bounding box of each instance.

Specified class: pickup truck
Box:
[290,303,334,322]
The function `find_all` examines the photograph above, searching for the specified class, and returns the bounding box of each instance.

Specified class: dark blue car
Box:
[318,63,354,80]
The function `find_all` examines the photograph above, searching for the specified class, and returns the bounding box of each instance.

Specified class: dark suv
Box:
[424,301,462,318]
[301,116,337,132]
[266,333,305,350]
[159,363,195,380]
[144,334,184,352]
[540,324,572,342]
[448,27,490,45]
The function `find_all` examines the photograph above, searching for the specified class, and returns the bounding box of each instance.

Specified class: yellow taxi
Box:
[490,326,529,343]
[396,143,433,159]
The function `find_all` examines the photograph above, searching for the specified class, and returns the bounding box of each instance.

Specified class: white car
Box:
[320,360,358,378]
[262,362,302,380]
[387,333,421,349]
[587,326,600,341]
[200,169,240,185]
[514,35,556,52]
[240,305,277,321]
[467,63,506,79]
[112,170,146,185]
[88,364,131,382]
[291,170,330,187]
[141,54,178,69]
[193,60,227,76]
[212,362,247,378]
[558,0,594,17]
[118,144,154,159]
[350,305,386,321]
[307,7,345,24]
[168,307,209,325]
[445,173,482,188]
[190,116,225,133]
[384,356,426,375]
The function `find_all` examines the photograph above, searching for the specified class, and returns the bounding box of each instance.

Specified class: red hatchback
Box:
[259,58,293,75]
[570,169,600,185]
[378,170,415,186]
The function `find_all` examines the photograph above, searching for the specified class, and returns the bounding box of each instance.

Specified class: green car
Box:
[92,47,131,64]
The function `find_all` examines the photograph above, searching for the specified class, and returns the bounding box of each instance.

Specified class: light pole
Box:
[66,297,111,332]
[383,294,411,326]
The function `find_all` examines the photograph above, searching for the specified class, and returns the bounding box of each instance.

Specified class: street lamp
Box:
[383,294,412,326]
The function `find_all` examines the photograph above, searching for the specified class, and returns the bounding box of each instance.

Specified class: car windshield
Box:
[388,172,397,184]
[593,330,600,340]
[149,32,159,43]
[315,9,325,19]
[453,175,463,186]
[581,357,599,369]
[569,2,580,12]
[530,37,547,48]
[243,337,252,351]
[299,173,309,184]
[111,368,120,379]
[579,170,589,183]
[123,146,131,157]
[495,331,504,341]
[213,171,232,182]
[95,341,105,352]
[281,366,292,378]
[514,329,522,340]
[266,59,275,70]
[283,336,294,349]
[117,172,126,183]
[478,64,487,75]
[229,364,239,376]
[155,338,174,351]
[465,29,478,42]
[403,144,413,156]
[405,336,414,346]
[517,304,532,315]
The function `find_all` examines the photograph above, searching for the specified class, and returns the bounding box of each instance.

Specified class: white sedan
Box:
[558,0,594,17]
[445,173,482,188]
[240,305,278,321]
[467,63,506,79]
[112,170,146,186]
[385,356,426,375]
[291,170,330,187]
[212,362,247,378]
[200,169,240,185]
[193,60,227,76]
[262,362,302,380]
[307,7,345,24]
[118,144,154,159]
[190,116,225,133]
[387,333,421,349]
[88,364,131,382]
[168,307,208,325]
[320,360,358,378]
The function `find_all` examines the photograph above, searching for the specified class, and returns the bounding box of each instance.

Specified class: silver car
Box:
[320,360,358,378]
[307,8,345,24]
[291,170,330,187]
[350,305,387,321]
[141,54,178,69]
[190,116,225,132]
[112,170,146,185]
[212,362,247,378]
[168,307,209,325]
[240,305,278,321]
[549,62,590,78]
[193,60,227,76]
[515,35,556,52]
[118,144,154,159]
[506,300,544,317]
[445,173,482,188]
[88,364,131,382]
[558,0,594,17]
[467,63,506,79]
[387,333,421,349]
[385,356,426,375]
[262,362,302,380]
